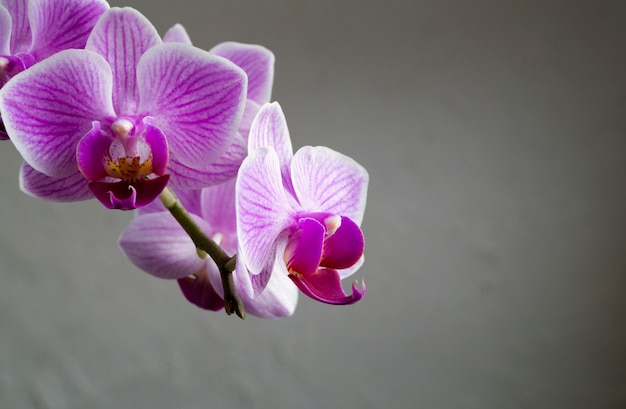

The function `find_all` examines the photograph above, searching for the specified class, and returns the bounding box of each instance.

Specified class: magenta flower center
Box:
[284,214,364,278]
[104,118,155,182]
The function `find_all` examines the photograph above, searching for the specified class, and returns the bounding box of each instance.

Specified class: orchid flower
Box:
[236,102,368,305]
[0,7,246,209]
[162,23,275,189]
[119,180,299,319]
[0,0,109,139]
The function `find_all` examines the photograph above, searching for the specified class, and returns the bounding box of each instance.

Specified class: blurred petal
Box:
[236,263,298,319]
[290,269,366,305]
[136,187,201,217]
[0,6,12,55]
[86,7,161,114]
[119,212,209,279]
[167,132,246,190]
[236,146,292,276]
[163,23,191,45]
[20,162,92,201]
[0,49,115,177]
[211,42,274,105]
[238,99,260,139]
[248,102,293,189]
[29,0,108,61]
[177,268,225,311]
[291,146,369,225]
[4,0,30,53]
[200,178,237,239]
[138,43,246,168]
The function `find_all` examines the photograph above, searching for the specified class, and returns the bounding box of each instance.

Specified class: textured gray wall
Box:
[1,1,625,408]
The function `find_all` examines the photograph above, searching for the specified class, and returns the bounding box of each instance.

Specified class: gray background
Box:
[1,0,625,408]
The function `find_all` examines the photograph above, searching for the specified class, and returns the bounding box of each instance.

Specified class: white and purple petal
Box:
[20,162,92,201]
[291,146,369,225]
[236,146,293,277]
[137,43,246,168]
[162,23,191,45]
[28,0,109,62]
[211,41,274,106]
[136,187,202,217]
[86,7,161,114]
[119,212,208,279]
[0,6,12,55]
[166,132,246,190]
[3,0,30,54]
[248,102,294,190]
[0,49,115,177]
[200,178,237,241]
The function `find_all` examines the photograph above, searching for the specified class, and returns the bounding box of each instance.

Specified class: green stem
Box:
[159,187,245,319]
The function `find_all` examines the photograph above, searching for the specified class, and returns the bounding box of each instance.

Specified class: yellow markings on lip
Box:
[105,155,153,182]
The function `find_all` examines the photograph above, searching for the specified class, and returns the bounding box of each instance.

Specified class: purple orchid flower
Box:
[0,7,247,209]
[0,0,109,139]
[162,23,275,189]
[118,179,299,319]
[236,102,369,305]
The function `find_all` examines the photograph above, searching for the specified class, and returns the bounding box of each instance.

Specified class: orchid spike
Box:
[236,102,369,305]
[119,180,298,318]
[0,7,247,209]
[0,0,109,139]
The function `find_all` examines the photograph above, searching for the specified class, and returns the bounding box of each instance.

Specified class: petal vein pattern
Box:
[0,49,114,177]
[236,147,292,276]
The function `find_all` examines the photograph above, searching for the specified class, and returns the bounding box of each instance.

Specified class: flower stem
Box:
[159,187,245,319]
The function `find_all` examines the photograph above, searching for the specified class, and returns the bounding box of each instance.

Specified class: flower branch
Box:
[159,187,245,319]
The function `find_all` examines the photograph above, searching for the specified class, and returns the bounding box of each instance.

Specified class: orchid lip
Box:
[89,175,170,210]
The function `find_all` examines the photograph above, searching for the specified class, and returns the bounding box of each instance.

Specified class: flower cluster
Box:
[0,2,369,318]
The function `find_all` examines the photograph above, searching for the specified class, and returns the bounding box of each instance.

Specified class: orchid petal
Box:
[0,49,115,177]
[320,216,364,270]
[28,0,108,62]
[119,212,208,279]
[86,7,161,114]
[89,175,169,210]
[20,162,92,201]
[239,99,260,139]
[238,265,298,318]
[200,178,237,241]
[4,0,30,54]
[289,269,366,305]
[136,187,201,217]
[163,23,191,45]
[248,102,294,190]
[236,147,292,276]
[235,233,285,298]
[337,254,364,280]
[177,269,225,311]
[0,6,12,55]
[166,132,246,190]
[211,42,274,106]
[144,121,169,175]
[285,217,324,276]
[76,121,112,181]
[291,146,369,225]
[138,43,246,168]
